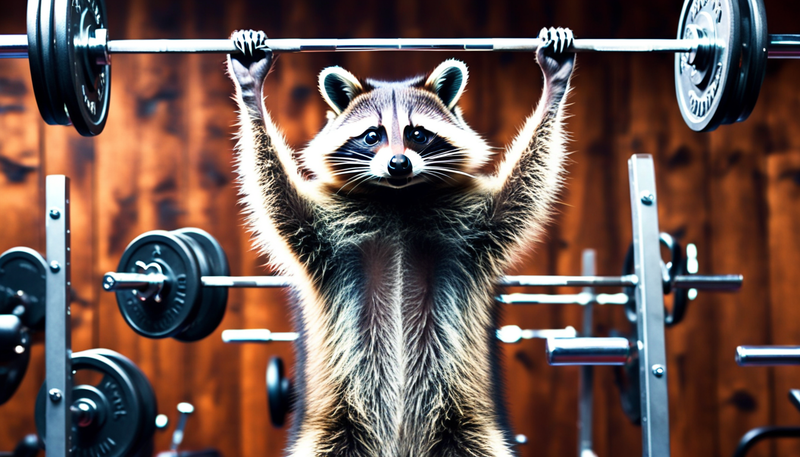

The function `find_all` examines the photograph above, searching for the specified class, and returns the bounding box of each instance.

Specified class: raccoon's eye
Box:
[409,128,428,144]
[363,130,381,146]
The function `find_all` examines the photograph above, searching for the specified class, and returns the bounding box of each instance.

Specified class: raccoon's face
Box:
[301,60,491,192]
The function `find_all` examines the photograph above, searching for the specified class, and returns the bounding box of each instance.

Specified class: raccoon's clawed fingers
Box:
[229,30,274,90]
[538,27,574,55]
[536,27,575,86]
[232,30,271,58]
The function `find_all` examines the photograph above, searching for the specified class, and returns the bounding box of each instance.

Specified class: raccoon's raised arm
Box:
[227,30,319,263]
[487,28,575,249]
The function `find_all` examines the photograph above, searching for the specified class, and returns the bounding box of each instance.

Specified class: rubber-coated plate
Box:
[267,357,293,428]
[115,230,201,339]
[675,0,741,131]
[86,348,158,450]
[173,228,230,342]
[0,247,48,331]
[54,0,110,136]
[27,0,69,125]
[0,315,30,406]
[36,351,144,457]
[726,0,768,124]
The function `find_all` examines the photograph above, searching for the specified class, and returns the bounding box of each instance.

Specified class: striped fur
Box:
[227,29,574,457]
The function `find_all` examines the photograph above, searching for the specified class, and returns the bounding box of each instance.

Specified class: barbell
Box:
[0,0,798,135]
[102,227,741,341]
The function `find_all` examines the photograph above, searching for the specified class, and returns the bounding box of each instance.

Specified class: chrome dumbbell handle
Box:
[221,329,299,343]
[736,346,800,366]
[546,337,631,366]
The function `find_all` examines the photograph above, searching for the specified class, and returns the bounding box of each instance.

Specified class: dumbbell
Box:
[34,349,157,457]
[102,228,231,341]
[0,247,47,405]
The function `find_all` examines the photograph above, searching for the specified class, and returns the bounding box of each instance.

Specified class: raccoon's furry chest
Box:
[287,189,509,454]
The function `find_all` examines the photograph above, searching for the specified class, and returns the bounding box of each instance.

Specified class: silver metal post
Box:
[45,175,71,457]
[736,346,800,366]
[578,249,596,457]
[629,155,670,457]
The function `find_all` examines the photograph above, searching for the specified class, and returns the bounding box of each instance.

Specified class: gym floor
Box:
[1,0,800,456]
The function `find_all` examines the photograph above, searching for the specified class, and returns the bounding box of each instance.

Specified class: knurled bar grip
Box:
[736,346,800,366]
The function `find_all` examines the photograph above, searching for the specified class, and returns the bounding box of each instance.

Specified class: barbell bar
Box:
[1,29,800,56]
[0,0,798,135]
[103,271,743,291]
[219,325,579,344]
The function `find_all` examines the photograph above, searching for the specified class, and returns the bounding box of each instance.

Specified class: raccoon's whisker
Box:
[336,171,373,195]
[333,149,374,160]
[423,166,477,179]
[420,169,453,183]
[330,159,369,165]
[424,149,469,160]
[345,172,375,195]
[330,168,370,177]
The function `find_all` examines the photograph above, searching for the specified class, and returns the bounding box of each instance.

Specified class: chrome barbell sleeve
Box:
[102,272,167,291]
[736,346,800,366]
[546,337,631,366]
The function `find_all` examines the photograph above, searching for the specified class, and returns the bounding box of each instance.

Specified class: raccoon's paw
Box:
[228,30,273,88]
[536,27,575,86]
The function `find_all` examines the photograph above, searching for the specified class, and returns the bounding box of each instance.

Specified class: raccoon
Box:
[227,28,575,457]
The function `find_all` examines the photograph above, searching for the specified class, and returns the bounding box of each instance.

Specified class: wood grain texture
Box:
[3,0,800,456]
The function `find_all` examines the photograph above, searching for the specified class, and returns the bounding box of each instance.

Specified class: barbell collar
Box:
[546,337,631,366]
[736,346,800,366]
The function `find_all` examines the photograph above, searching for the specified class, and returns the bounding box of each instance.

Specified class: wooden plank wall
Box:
[2,0,800,456]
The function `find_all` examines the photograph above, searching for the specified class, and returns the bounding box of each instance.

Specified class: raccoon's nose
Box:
[387,154,412,177]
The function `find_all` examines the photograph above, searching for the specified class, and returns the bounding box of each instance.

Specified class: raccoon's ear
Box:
[319,66,363,115]
[425,60,469,110]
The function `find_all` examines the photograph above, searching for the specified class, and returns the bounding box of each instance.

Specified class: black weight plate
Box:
[86,349,157,449]
[0,316,30,406]
[115,231,202,339]
[36,351,144,457]
[27,0,68,125]
[0,247,48,331]
[267,357,293,428]
[675,0,741,131]
[727,0,768,124]
[173,228,230,342]
[54,0,111,136]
